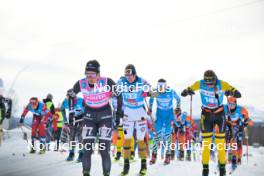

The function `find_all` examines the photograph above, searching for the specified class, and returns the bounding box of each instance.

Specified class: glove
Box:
[224,90,232,97]
[19,117,24,124]
[181,88,195,97]
[115,111,123,127]
[175,107,181,114]
[147,108,152,116]
[225,89,241,98]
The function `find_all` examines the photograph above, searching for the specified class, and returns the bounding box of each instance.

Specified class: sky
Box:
[0,0,264,116]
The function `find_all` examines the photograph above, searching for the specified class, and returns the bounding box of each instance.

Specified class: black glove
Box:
[225,89,241,98]
[19,117,24,124]
[69,112,74,125]
[181,88,195,97]
[233,90,241,98]
[224,90,232,97]
[115,111,123,127]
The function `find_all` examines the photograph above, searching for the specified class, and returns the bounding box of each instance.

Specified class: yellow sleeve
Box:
[220,80,236,91]
[188,81,200,91]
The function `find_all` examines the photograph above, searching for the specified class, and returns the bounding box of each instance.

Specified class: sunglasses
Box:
[30,101,38,106]
[125,69,134,76]
[228,103,236,107]
[86,72,97,78]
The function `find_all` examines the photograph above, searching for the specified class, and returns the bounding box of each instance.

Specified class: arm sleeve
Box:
[21,105,29,117]
[149,97,154,110]
[221,81,235,91]
[43,105,52,122]
[73,81,81,94]
[60,100,67,123]
[221,80,241,98]
[188,81,201,91]
[50,103,55,115]
[241,107,251,125]
[173,90,181,109]
[108,78,123,113]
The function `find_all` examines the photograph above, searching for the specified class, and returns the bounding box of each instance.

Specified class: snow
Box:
[0,128,264,176]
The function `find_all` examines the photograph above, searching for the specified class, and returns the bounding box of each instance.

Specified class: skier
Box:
[117,64,152,176]
[0,94,12,145]
[148,78,181,165]
[173,108,191,161]
[112,97,135,161]
[60,89,85,162]
[19,97,52,154]
[52,107,64,151]
[72,60,123,176]
[181,70,241,176]
[43,93,55,151]
[224,96,253,169]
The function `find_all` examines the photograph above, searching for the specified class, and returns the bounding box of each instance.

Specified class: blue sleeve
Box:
[223,105,229,116]
[173,90,181,109]
[76,98,85,112]
[149,97,154,109]
[186,121,191,127]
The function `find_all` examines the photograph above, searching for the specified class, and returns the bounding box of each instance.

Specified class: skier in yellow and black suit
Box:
[112,97,135,161]
[115,125,135,161]
[181,70,241,176]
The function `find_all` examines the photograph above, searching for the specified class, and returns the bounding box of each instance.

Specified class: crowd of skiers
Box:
[0,59,254,176]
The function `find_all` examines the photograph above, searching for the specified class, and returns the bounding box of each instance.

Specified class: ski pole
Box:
[144,98,155,125]
[190,95,193,118]
[20,125,29,144]
[244,127,249,164]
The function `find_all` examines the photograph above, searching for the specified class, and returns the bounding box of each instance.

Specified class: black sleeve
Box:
[50,103,55,115]
[73,81,81,94]
[107,78,123,113]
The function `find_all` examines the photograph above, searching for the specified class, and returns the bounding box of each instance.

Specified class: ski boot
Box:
[83,170,90,176]
[139,159,147,176]
[46,143,50,151]
[149,152,157,165]
[202,164,209,176]
[121,159,130,176]
[29,147,36,154]
[130,151,135,160]
[103,172,110,176]
[178,150,184,161]
[186,150,191,161]
[66,150,75,161]
[231,155,237,170]
[30,140,36,154]
[237,157,241,165]
[39,144,46,154]
[219,164,226,176]
[164,154,171,165]
[76,150,83,163]
[115,151,121,161]
[171,150,175,160]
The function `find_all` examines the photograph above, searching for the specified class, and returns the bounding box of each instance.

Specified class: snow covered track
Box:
[0,129,264,176]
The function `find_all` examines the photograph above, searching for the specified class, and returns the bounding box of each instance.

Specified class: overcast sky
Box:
[1,0,264,116]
